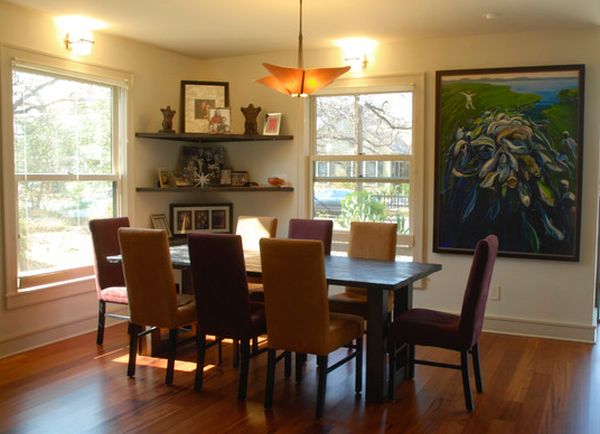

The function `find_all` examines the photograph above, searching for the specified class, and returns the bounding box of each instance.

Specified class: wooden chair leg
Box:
[165,329,178,385]
[408,344,415,379]
[316,355,328,419]
[264,349,276,409]
[460,350,474,412]
[387,341,396,400]
[252,336,259,355]
[295,352,304,384]
[195,334,206,392]
[97,301,106,345]
[217,337,223,365]
[238,340,251,400]
[284,351,292,379]
[355,337,363,394]
[127,323,138,377]
[472,343,483,393]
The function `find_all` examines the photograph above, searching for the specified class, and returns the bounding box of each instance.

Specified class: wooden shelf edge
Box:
[136,186,294,192]
[135,132,293,143]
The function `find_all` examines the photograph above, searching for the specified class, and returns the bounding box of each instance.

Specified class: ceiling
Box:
[6,0,600,59]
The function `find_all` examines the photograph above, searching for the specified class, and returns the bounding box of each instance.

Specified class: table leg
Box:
[394,283,413,382]
[365,286,390,403]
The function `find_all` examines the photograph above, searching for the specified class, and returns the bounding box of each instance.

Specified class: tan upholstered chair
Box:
[260,238,364,418]
[328,222,397,318]
[235,215,278,252]
[118,228,196,385]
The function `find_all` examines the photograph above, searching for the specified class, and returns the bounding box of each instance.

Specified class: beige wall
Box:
[0,1,598,357]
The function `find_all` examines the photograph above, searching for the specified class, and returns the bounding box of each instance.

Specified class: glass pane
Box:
[13,69,114,175]
[313,181,410,234]
[313,160,356,178]
[17,181,115,275]
[358,160,410,180]
[315,95,356,155]
[359,92,412,155]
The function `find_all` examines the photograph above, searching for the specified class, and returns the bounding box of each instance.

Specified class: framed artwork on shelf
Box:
[150,214,173,238]
[433,64,585,261]
[220,168,232,186]
[157,168,172,188]
[208,108,232,134]
[231,171,249,187]
[170,203,233,236]
[180,81,229,133]
[263,112,282,135]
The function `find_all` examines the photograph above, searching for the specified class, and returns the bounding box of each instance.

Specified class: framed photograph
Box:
[208,108,232,134]
[433,64,585,261]
[231,171,249,187]
[180,81,229,133]
[180,146,225,186]
[263,113,282,135]
[150,214,172,238]
[158,168,172,188]
[170,203,233,236]
[220,168,232,186]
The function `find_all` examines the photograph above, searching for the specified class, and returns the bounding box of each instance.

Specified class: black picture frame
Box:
[433,64,585,261]
[170,203,233,236]
[180,81,229,133]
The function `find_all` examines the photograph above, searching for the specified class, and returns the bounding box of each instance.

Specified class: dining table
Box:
[110,244,441,403]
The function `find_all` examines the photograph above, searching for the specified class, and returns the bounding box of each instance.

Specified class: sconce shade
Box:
[257,63,351,97]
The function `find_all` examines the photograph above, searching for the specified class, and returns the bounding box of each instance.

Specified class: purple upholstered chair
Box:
[89,217,130,345]
[188,233,267,400]
[288,218,333,255]
[387,235,498,411]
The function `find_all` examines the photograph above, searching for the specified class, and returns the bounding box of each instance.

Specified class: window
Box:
[310,76,424,260]
[2,48,129,300]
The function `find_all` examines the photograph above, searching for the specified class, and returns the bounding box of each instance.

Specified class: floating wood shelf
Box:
[136,186,294,192]
[135,132,293,143]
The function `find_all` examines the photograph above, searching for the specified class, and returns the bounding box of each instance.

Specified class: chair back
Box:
[89,217,129,295]
[288,218,333,255]
[236,216,278,251]
[118,228,179,328]
[188,233,254,338]
[459,235,499,348]
[260,238,330,355]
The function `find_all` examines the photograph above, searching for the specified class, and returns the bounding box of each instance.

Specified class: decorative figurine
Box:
[159,105,176,133]
[240,104,262,135]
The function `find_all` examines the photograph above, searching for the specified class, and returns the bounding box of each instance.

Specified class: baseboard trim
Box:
[483,314,596,343]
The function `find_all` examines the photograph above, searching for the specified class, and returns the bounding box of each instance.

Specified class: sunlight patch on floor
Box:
[111,355,215,373]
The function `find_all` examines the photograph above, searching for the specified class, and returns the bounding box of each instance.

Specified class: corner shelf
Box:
[136,186,293,192]
[135,132,293,143]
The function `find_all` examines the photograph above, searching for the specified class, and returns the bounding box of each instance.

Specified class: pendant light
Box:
[256,0,350,97]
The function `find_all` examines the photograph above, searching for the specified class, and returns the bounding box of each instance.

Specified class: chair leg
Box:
[217,337,223,365]
[284,351,292,379]
[295,352,304,384]
[195,334,206,392]
[97,301,106,345]
[127,323,138,377]
[355,337,363,394]
[165,329,178,385]
[316,355,328,419]
[460,350,474,412]
[233,339,240,368]
[238,340,250,400]
[264,349,276,410]
[408,344,415,380]
[472,343,483,393]
[387,341,396,400]
[252,336,259,355]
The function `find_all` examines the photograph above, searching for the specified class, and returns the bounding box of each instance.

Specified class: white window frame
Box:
[1,46,131,308]
[308,74,425,262]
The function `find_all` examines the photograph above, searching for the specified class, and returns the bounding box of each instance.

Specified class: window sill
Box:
[6,275,96,310]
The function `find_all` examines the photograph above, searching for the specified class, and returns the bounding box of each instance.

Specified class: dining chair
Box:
[235,215,278,252]
[288,218,333,255]
[260,238,364,418]
[328,222,397,318]
[89,217,130,345]
[188,233,267,400]
[118,228,196,385]
[387,235,499,411]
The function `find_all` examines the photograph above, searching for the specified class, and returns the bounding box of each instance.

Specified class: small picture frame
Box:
[170,203,233,236]
[220,168,232,186]
[180,81,229,133]
[231,171,249,187]
[158,168,172,188]
[208,108,232,134]
[263,112,282,135]
[150,214,173,238]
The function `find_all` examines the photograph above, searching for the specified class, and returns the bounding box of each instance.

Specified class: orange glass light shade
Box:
[257,63,351,97]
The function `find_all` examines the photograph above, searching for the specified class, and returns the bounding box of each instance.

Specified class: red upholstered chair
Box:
[89,217,130,345]
[188,233,267,400]
[288,218,333,255]
[387,235,499,411]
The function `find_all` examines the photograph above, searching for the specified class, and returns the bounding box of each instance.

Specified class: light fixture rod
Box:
[297,0,303,69]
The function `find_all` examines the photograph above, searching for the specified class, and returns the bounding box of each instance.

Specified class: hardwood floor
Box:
[0,324,598,433]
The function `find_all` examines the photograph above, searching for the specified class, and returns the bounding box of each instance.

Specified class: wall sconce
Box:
[334,37,378,73]
[65,31,95,56]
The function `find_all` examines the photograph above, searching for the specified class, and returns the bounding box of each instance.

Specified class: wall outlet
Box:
[490,285,501,301]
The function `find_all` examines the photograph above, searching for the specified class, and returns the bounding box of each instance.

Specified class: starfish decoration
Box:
[195,172,210,188]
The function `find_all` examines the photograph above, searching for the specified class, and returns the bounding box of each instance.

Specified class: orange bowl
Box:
[267,177,284,186]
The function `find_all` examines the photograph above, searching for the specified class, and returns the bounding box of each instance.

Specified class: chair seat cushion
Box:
[388,308,463,351]
[322,313,365,355]
[176,293,195,307]
[248,283,265,303]
[99,286,128,304]
[248,303,267,337]
[172,297,196,329]
[328,289,393,318]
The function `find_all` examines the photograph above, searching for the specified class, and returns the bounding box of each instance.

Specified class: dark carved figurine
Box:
[240,104,262,135]
[160,105,176,133]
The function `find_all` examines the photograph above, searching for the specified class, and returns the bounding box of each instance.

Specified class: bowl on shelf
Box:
[267,177,285,187]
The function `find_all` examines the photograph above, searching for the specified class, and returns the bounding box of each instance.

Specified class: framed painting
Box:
[180,81,229,133]
[170,203,233,236]
[433,64,585,261]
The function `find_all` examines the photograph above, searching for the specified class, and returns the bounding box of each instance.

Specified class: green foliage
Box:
[337,191,386,228]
